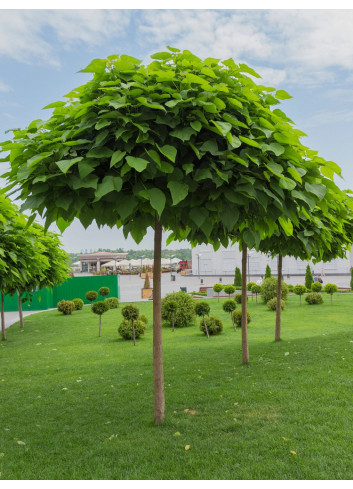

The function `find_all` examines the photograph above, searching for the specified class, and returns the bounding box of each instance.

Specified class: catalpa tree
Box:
[0,47,344,422]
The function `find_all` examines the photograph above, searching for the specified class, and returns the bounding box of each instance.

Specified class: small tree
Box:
[85,290,98,305]
[143,273,151,289]
[324,283,338,304]
[99,287,110,299]
[234,267,242,288]
[305,265,314,290]
[247,282,256,302]
[311,282,322,292]
[294,284,307,305]
[251,284,261,305]
[92,301,109,336]
[265,264,272,279]
[223,284,235,297]
[121,304,140,345]
[195,302,211,338]
[163,300,178,332]
[222,300,237,331]
[213,283,223,302]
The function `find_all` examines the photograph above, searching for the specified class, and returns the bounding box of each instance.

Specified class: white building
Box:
[192,244,353,280]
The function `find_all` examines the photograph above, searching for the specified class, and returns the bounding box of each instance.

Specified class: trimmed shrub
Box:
[265,264,272,279]
[118,319,146,340]
[143,273,151,289]
[251,284,262,304]
[213,283,223,301]
[305,292,324,305]
[351,268,353,290]
[85,290,98,303]
[121,304,139,321]
[287,284,294,292]
[232,310,252,329]
[294,284,306,305]
[92,301,109,316]
[235,293,248,304]
[222,300,236,314]
[311,282,323,292]
[324,283,338,304]
[139,314,148,326]
[163,299,178,331]
[247,282,256,291]
[234,267,242,287]
[199,316,223,336]
[61,301,75,315]
[305,265,313,290]
[98,287,110,298]
[223,284,235,297]
[104,297,119,309]
[72,298,84,310]
[261,277,288,304]
[57,299,66,312]
[267,298,285,311]
[162,292,195,328]
[195,301,211,317]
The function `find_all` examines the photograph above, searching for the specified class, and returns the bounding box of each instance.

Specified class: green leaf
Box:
[275,89,292,100]
[167,181,189,205]
[86,147,113,158]
[78,160,98,179]
[190,121,202,132]
[167,46,180,53]
[228,98,243,109]
[27,152,53,168]
[305,183,327,200]
[57,217,72,233]
[126,156,149,172]
[266,161,283,174]
[182,163,194,175]
[148,188,166,216]
[56,157,83,174]
[170,127,196,142]
[190,207,209,227]
[94,175,122,201]
[260,143,285,156]
[239,63,261,78]
[110,150,126,168]
[80,58,106,74]
[95,119,112,130]
[278,216,293,236]
[42,101,66,109]
[222,206,239,230]
[238,136,260,148]
[150,52,173,60]
[194,168,213,181]
[287,167,302,183]
[156,144,177,163]
[210,120,232,136]
[291,190,316,210]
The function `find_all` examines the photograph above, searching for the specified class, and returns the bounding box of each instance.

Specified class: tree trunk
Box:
[203,315,210,339]
[231,313,236,332]
[18,294,24,329]
[132,319,136,346]
[1,292,5,341]
[275,254,283,342]
[153,217,165,425]
[172,313,174,332]
[241,244,249,364]
[99,315,102,337]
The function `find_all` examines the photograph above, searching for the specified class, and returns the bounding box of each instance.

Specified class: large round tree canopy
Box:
[0,47,347,249]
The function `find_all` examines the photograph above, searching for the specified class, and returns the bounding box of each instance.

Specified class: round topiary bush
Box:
[118,319,146,340]
[57,299,66,312]
[247,282,256,291]
[223,284,235,297]
[162,291,195,328]
[72,298,84,310]
[222,299,236,314]
[261,277,288,304]
[121,304,139,321]
[99,286,110,298]
[234,293,248,304]
[92,300,109,316]
[311,282,323,292]
[324,283,338,304]
[287,284,294,292]
[267,298,285,311]
[139,314,148,326]
[232,309,252,329]
[305,292,324,305]
[199,316,223,336]
[104,297,120,309]
[61,300,75,315]
[85,290,98,303]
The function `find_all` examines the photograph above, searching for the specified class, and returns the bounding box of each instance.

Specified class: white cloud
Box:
[0,80,11,92]
[0,10,131,67]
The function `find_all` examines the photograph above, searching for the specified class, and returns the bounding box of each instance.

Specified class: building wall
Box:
[192,245,353,278]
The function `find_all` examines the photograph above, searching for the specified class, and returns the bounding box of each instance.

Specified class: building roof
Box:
[78,251,127,261]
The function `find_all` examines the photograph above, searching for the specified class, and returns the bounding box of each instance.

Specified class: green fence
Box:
[2,275,119,312]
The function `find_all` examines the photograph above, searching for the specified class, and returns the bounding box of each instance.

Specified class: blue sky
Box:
[1,6,353,252]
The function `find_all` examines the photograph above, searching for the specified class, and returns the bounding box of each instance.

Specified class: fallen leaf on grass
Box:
[0,453,4,458]
[189,410,196,415]
[284,352,290,356]
[282,437,291,441]
[234,402,239,406]
[17,441,25,446]
[185,445,190,451]
[290,450,296,455]
[108,434,118,440]
[173,432,181,437]
[184,409,189,413]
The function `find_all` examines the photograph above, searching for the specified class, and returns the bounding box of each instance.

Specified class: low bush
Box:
[311,282,323,292]
[235,293,248,304]
[72,298,84,310]
[261,277,288,304]
[104,297,119,309]
[287,284,294,292]
[162,292,195,328]
[232,310,252,328]
[139,314,148,326]
[118,319,146,340]
[305,292,324,305]
[267,298,285,311]
[61,301,75,315]
[199,316,223,336]
[57,299,66,313]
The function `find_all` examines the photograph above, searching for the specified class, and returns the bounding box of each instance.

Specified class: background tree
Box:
[92,301,109,337]
[311,282,322,292]
[234,267,242,288]
[305,265,314,290]
[222,300,236,330]
[121,304,140,346]
[324,283,338,304]
[163,300,177,332]
[251,284,261,304]
[213,283,223,302]
[294,284,306,305]
[223,284,235,297]
[195,302,210,338]
[265,265,272,279]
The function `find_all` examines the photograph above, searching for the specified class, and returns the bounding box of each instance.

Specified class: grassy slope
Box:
[1,294,353,480]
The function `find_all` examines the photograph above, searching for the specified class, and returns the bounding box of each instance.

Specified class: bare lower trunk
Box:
[275,255,282,342]
[132,319,136,346]
[241,245,249,364]
[153,217,165,425]
[99,315,102,337]
[18,294,24,329]
[231,313,236,332]
[255,293,258,305]
[1,292,5,341]
[203,316,210,338]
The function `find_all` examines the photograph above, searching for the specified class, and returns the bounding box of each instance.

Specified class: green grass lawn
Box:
[1,293,353,480]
